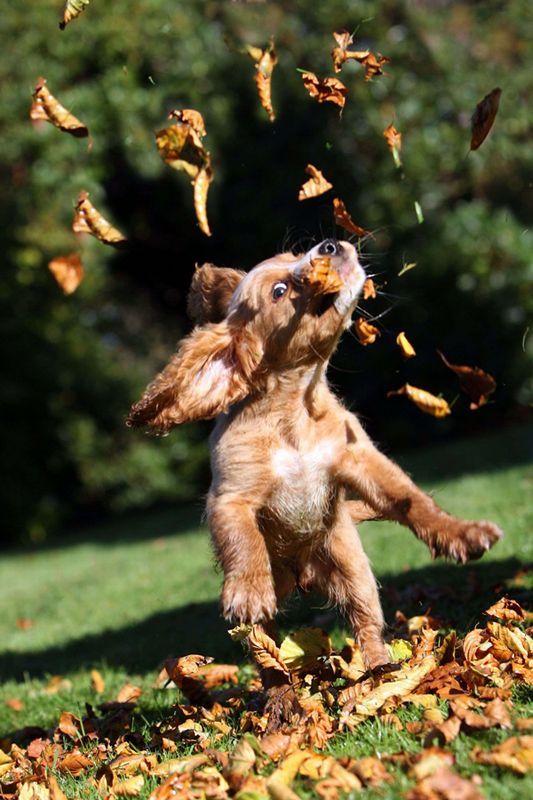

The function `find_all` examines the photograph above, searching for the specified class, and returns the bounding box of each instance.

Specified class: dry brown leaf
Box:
[19,785,50,800]
[471,735,533,774]
[198,663,239,690]
[423,714,462,747]
[16,617,34,630]
[43,675,72,694]
[248,625,289,675]
[298,164,333,201]
[358,52,391,81]
[156,118,213,236]
[383,124,402,167]
[332,197,369,237]
[48,254,84,295]
[168,109,207,138]
[387,384,451,418]
[301,72,347,109]
[90,669,105,694]
[471,88,502,151]
[409,748,455,782]
[58,711,81,739]
[407,765,484,800]
[438,351,496,410]
[73,191,127,247]
[362,278,377,299]
[57,751,92,776]
[114,775,145,797]
[354,318,380,346]
[485,597,526,623]
[331,30,370,73]
[59,0,90,30]
[48,775,68,800]
[246,42,278,121]
[116,683,143,704]
[349,756,392,786]
[30,79,88,137]
[299,256,343,295]
[396,331,416,359]
[5,698,24,711]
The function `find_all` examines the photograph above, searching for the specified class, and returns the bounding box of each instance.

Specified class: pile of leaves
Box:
[1,598,531,799]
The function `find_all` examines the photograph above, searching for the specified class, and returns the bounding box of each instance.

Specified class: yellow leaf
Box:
[387,384,451,418]
[279,628,331,673]
[396,331,416,359]
[60,0,90,30]
[298,165,333,201]
[387,639,413,662]
[30,78,88,137]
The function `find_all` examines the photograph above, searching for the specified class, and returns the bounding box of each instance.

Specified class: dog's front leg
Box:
[337,420,502,563]
[207,493,277,624]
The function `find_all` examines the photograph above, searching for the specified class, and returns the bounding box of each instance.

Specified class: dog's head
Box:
[127,240,365,432]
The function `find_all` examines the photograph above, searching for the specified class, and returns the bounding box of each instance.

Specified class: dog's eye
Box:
[272,281,288,301]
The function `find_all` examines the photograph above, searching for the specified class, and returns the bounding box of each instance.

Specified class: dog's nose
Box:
[318,239,344,257]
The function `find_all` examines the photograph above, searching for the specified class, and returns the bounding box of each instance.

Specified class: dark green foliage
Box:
[1,1,531,541]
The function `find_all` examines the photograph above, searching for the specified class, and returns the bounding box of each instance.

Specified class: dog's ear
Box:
[187,263,246,325]
[127,320,263,433]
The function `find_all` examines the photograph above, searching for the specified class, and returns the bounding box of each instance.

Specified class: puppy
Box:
[128,240,502,671]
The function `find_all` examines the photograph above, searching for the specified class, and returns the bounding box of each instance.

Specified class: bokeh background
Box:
[2,0,531,544]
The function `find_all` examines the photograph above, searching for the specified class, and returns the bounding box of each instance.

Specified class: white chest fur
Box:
[268,440,337,535]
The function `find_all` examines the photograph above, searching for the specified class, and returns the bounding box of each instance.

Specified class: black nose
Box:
[318,239,343,257]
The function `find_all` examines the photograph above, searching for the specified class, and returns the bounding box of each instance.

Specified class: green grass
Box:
[1,425,532,797]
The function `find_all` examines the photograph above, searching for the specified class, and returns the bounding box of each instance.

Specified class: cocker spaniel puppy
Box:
[128,240,502,672]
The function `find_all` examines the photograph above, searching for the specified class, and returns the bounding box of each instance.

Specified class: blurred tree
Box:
[1,0,531,542]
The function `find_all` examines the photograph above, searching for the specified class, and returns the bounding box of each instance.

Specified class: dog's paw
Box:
[430,520,503,564]
[222,573,277,623]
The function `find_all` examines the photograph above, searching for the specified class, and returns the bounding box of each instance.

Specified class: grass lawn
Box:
[1,425,532,798]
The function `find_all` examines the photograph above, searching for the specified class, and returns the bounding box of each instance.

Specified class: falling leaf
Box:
[72,191,127,247]
[398,261,417,276]
[485,597,526,623]
[246,41,278,121]
[248,625,290,675]
[59,0,90,30]
[168,108,206,137]
[193,166,213,236]
[470,88,502,151]
[396,331,416,359]
[333,197,369,237]
[298,164,333,201]
[299,256,344,295]
[16,617,33,630]
[301,72,347,109]
[383,123,402,168]
[48,254,84,295]
[387,384,451,418]
[471,735,533,774]
[90,669,105,693]
[156,116,213,236]
[362,278,377,299]
[354,318,380,345]
[438,351,496,410]
[30,79,88,138]
[331,30,370,73]
[279,628,331,672]
[358,51,391,81]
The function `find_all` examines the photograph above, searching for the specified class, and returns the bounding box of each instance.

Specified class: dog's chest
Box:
[268,439,338,534]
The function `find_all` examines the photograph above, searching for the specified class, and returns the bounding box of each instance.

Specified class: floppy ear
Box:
[187,263,246,325]
[127,320,263,433]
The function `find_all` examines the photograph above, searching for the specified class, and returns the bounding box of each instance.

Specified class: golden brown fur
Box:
[128,241,502,670]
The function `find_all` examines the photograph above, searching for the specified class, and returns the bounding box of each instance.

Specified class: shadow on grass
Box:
[1,557,529,683]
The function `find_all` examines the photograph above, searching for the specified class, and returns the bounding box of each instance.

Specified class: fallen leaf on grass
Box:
[298,165,333,201]
[471,735,533,774]
[387,384,451,418]
[5,698,24,712]
[116,683,143,704]
[248,625,289,676]
[407,765,484,800]
[57,751,92,776]
[59,0,90,30]
[58,711,82,739]
[114,774,145,797]
[48,254,84,295]
[19,784,50,800]
[73,191,127,247]
[301,72,347,109]
[438,351,496,410]
[333,197,369,237]
[396,331,416,358]
[90,669,105,694]
[246,42,278,122]
[383,123,402,168]
[16,618,33,630]
[43,675,72,694]
[485,597,526,623]
[48,775,68,800]
[30,79,88,138]
[354,318,380,345]
[279,628,331,673]
[470,88,502,151]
